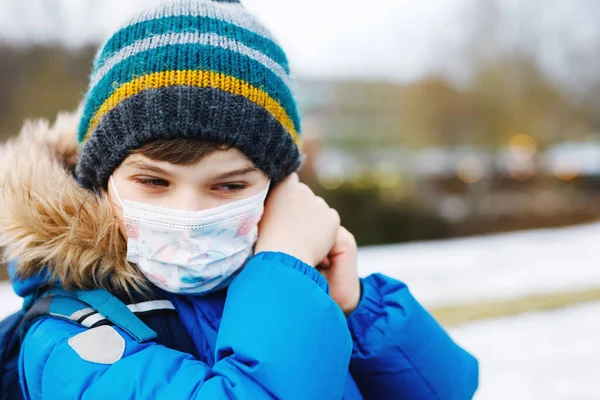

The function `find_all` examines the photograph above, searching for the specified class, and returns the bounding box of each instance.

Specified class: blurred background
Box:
[1,0,600,398]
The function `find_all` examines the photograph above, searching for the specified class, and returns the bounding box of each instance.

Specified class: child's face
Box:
[108,147,269,234]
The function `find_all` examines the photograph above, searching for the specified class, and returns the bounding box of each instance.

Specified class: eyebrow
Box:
[125,161,172,176]
[125,161,258,180]
[213,166,259,180]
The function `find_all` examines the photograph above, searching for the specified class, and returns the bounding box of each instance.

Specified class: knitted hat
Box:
[76,0,302,191]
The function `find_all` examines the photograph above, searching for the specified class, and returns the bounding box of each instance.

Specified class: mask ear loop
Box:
[263,180,272,201]
[109,176,125,208]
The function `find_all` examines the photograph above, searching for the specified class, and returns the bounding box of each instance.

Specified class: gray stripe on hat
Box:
[93,1,276,68]
[132,0,274,41]
[90,31,290,89]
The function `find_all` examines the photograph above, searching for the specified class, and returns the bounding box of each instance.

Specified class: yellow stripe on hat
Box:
[83,70,300,145]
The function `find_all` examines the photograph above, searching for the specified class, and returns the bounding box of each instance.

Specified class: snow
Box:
[449,302,600,400]
[357,222,600,308]
[0,281,20,318]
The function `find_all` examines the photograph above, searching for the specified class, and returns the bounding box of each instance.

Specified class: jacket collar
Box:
[0,108,148,296]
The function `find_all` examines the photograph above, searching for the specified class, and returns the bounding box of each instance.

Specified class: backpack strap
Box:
[42,288,165,343]
[0,311,27,400]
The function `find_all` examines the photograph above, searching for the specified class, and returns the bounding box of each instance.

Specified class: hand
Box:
[255,173,341,267]
[318,227,361,316]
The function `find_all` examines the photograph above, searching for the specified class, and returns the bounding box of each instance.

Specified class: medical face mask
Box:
[110,176,269,294]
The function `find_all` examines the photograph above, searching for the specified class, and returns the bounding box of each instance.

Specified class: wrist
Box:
[341,278,362,316]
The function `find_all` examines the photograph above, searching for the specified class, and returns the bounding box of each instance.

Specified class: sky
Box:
[0,0,598,85]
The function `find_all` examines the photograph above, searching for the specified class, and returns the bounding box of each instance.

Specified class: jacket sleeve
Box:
[347,274,479,400]
[19,252,353,400]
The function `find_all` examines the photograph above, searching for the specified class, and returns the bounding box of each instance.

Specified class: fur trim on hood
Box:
[0,109,148,296]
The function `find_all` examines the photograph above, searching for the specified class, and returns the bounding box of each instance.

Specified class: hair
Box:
[132,138,230,165]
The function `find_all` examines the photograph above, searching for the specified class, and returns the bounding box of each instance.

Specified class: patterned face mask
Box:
[110,176,269,294]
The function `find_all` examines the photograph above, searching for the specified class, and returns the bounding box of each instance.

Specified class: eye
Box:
[214,182,247,192]
[133,177,170,187]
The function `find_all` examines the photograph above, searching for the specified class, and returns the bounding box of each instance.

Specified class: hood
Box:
[0,109,148,297]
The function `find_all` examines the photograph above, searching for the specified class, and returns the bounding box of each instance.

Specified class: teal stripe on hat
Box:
[95,15,289,74]
[79,43,300,142]
[90,32,289,90]
[92,0,274,70]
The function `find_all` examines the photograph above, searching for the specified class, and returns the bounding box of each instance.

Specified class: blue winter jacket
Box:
[15,252,478,400]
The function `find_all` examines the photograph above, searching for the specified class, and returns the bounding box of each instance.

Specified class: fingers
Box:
[257,172,344,266]
[337,226,356,248]
[271,173,299,196]
[330,207,341,227]
[279,172,299,188]
[318,257,332,269]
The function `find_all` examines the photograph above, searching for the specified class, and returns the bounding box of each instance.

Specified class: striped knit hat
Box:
[76,0,302,190]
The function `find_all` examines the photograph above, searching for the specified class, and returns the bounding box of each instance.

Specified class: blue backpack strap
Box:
[0,311,27,400]
[45,287,158,343]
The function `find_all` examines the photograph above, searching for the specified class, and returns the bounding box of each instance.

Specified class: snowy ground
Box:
[1,281,19,318]
[357,222,600,307]
[2,223,600,399]
[449,302,600,400]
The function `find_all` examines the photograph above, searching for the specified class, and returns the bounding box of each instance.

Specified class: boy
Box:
[0,0,478,399]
